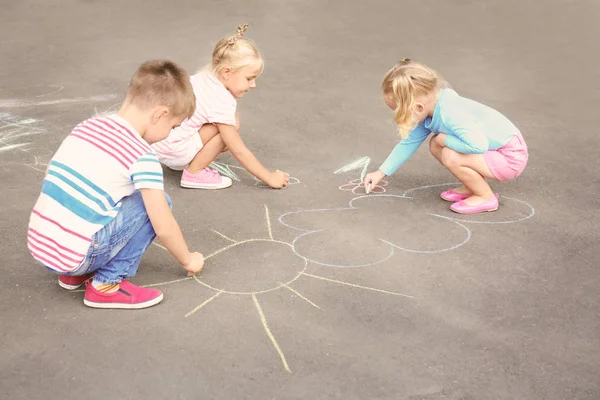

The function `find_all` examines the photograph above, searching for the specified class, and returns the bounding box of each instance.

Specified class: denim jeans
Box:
[63,190,171,284]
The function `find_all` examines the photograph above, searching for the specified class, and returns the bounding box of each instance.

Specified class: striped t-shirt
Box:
[152,70,237,162]
[27,114,164,272]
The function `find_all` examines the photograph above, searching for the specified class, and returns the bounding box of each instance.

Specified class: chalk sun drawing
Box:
[147,205,414,373]
[279,183,535,268]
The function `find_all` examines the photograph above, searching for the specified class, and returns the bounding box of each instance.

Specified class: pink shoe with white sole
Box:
[58,272,95,290]
[450,194,499,214]
[180,168,232,190]
[83,280,164,309]
[440,188,471,202]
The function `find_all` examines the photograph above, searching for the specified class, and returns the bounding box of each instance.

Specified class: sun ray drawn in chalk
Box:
[147,204,414,373]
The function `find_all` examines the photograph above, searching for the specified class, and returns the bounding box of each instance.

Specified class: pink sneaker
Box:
[83,280,164,309]
[440,188,471,202]
[450,194,499,214]
[58,272,95,290]
[180,168,233,189]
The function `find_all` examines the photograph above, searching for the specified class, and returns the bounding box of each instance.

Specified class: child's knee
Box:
[441,147,460,168]
[428,136,438,154]
[164,192,173,209]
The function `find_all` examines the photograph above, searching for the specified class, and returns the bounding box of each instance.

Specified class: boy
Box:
[27,60,205,309]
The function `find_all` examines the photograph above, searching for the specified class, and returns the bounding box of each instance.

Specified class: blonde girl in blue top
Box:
[364,59,528,214]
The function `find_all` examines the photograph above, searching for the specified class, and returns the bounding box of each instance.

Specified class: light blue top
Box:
[379,88,519,176]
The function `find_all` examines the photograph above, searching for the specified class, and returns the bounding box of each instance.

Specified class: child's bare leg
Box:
[429,136,470,194]
[186,124,226,173]
[186,115,239,174]
[441,147,496,204]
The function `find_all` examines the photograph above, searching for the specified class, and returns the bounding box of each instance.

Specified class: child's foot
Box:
[58,272,95,290]
[440,187,472,202]
[180,168,233,189]
[450,194,499,214]
[83,280,164,309]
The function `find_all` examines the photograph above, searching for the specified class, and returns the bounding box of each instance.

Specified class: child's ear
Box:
[221,66,232,79]
[414,102,425,113]
[151,106,169,124]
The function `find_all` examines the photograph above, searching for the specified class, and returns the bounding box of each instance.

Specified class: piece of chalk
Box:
[366,183,371,194]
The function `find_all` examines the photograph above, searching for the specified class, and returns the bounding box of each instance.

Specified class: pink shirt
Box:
[152,70,237,162]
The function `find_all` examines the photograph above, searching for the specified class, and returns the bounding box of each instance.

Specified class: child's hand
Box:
[363,170,386,193]
[267,170,290,189]
[184,252,205,276]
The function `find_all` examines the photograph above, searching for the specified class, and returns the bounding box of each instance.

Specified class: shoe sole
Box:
[58,277,93,290]
[450,207,498,214]
[83,293,164,309]
[180,181,233,189]
[440,195,470,202]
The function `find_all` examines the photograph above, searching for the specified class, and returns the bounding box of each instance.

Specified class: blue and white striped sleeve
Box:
[130,152,164,191]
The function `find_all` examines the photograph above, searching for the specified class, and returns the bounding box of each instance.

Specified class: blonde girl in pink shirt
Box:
[152,24,290,189]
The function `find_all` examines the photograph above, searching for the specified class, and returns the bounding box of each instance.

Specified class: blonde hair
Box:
[382,58,443,139]
[125,59,195,119]
[209,24,264,76]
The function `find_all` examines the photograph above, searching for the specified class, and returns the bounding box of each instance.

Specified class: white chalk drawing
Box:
[0,85,117,156]
[147,205,414,372]
[253,175,300,188]
[334,156,370,181]
[279,183,535,268]
[209,161,300,188]
[93,101,122,118]
[209,161,241,182]
[339,177,389,195]
[0,94,117,108]
[0,112,46,154]
[401,183,536,225]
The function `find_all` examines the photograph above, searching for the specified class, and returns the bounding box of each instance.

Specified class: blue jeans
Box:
[64,190,171,284]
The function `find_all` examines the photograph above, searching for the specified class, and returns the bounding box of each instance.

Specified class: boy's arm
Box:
[140,188,196,270]
[216,122,274,185]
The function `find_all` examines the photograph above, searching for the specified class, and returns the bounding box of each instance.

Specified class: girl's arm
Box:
[216,122,287,188]
[364,125,430,191]
[378,124,431,176]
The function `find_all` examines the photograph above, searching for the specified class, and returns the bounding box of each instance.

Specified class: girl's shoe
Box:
[440,188,471,202]
[450,194,499,214]
[180,168,232,189]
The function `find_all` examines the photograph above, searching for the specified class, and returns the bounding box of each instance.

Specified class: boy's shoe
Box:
[180,168,232,189]
[58,272,95,290]
[83,280,164,309]
[440,188,471,202]
[450,194,499,214]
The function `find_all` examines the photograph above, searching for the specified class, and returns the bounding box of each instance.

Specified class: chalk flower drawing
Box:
[339,177,389,195]
[279,183,535,268]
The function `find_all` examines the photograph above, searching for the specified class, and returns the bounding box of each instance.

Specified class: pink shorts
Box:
[483,131,528,181]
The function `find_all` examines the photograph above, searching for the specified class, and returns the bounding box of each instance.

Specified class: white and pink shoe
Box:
[180,168,232,189]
